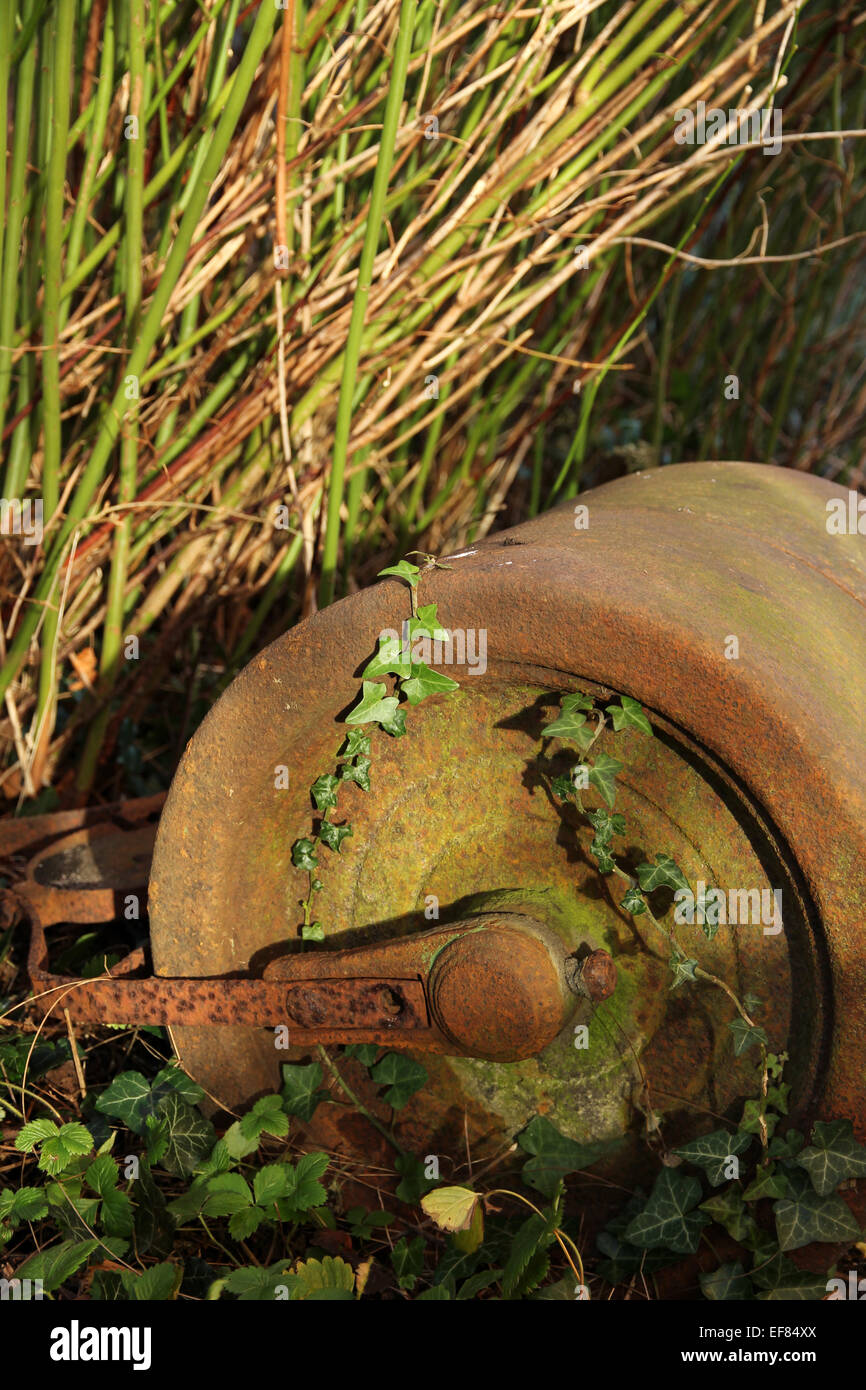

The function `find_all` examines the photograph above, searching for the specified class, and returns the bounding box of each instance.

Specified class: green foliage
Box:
[623,1169,709,1255]
[15,1119,93,1173]
[368,1052,428,1110]
[517,1116,618,1199]
[281,1062,328,1121]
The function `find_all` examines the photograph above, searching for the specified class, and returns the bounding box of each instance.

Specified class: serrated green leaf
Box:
[279,1153,329,1215]
[121,1261,179,1301]
[229,1206,267,1241]
[254,1165,291,1207]
[369,1052,428,1110]
[16,1238,98,1292]
[221,1260,294,1300]
[15,1118,59,1152]
[796,1119,866,1196]
[290,1255,354,1299]
[623,1169,709,1254]
[674,1129,752,1186]
[202,1172,252,1218]
[0,1186,49,1227]
[607,695,653,736]
[502,1212,557,1298]
[34,1123,94,1174]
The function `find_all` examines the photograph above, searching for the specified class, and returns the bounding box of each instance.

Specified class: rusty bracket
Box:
[6,803,613,1061]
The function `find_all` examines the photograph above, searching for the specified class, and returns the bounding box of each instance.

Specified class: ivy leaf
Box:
[301,921,325,941]
[623,1169,709,1254]
[362,636,411,680]
[636,854,690,893]
[796,1119,866,1196]
[621,886,646,916]
[729,1017,769,1056]
[340,758,370,791]
[379,707,407,737]
[291,838,318,872]
[774,1188,860,1251]
[281,1062,326,1121]
[769,1129,805,1162]
[343,1043,380,1066]
[377,560,420,589]
[743,1164,792,1201]
[739,1099,778,1140]
[413,603,450,640]
[752,1252,829,1301]
[319,821,353,853]
[154,1093,215,1178]
[15,1238,98,1293]
[669,954,699,989]
[517,1116,618,1199]
[401,663,460,706]
[700,1190,756,1242]
[341,729,371,759]
[606,695,653,736]
[674,1129,752,1187]
[369,1053,428,1110]
[152,1063,204,1108]
[700,1261,753,1301]
[392,1236,425,1291]
[345,680,400,727]
[551,774,577,801]
[560,692,594,714]
[310,774,339,812]
[541,709,594,749]
[587,752,623,808]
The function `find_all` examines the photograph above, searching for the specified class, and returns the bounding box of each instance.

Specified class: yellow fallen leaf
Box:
[421,1185,479,1233]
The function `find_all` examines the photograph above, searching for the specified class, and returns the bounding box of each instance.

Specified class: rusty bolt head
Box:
[566,949,617,1002]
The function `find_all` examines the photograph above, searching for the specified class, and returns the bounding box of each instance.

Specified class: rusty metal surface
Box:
[22,859,584,1058]
[145,462,864,1154]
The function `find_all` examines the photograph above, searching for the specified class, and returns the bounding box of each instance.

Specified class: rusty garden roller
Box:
[24,461,866,1168]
